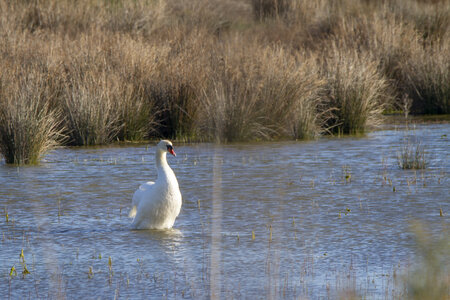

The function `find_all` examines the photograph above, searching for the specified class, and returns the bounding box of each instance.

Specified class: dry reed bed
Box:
[0,0,448,163]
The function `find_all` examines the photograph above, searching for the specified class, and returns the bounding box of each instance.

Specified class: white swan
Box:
[129,140,182,229]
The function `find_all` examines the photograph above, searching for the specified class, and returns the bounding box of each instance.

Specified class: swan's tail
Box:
[128,206,137,218]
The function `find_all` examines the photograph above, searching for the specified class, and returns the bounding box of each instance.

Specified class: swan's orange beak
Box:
[166,144,176,156]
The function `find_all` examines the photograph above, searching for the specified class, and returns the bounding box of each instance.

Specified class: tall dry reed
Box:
[322,46,390,134]
[399,43,450,114]
[198,43,326,142]
[62,73,122,146]
[365,4,450,114]
[0,69,65,165]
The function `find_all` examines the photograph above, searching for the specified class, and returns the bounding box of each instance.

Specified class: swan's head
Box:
[157,140,176,157]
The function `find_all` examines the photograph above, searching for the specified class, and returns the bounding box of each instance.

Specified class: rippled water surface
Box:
[1,123,449,299]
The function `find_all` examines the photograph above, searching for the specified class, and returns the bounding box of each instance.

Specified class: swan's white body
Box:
[129,140,182,229]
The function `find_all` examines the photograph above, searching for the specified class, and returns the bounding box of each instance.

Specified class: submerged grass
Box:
[397,133,428,170]
[397,141,427,170]
[0,0,448,163]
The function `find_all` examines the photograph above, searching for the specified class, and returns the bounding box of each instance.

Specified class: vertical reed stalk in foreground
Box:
[405,223,449,299]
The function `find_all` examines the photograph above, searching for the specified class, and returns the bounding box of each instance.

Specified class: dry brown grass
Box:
[322,45,391,134]
[0,0,448,162]
[399,42,450,114]
[251,0,291,21]
[197,42,327,142]
[0,66,65,164]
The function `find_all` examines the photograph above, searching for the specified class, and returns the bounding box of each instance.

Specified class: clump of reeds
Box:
[399,0,450,43]
[367,2,450,115]
[0,0,447,154]
[147,31,212,141]
[116,82,158,142]
[199,78,262,142]
[53,34,162,145]
[323,45,390,134]
[256,49,327,140]
[62,71,122,146]
[0,70,65,165]
[399,43,450,114]
[397,136,427,170]
[198,43,326,142]
[101,38,162,142]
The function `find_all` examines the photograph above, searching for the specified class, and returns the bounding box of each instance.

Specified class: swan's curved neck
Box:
[156,150,167,168]
[155,150,173,178]
[155,149,178,188]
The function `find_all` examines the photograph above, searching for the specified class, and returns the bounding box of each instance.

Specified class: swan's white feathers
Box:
[138,181,155,191]
[128,181,154,218]
[129,140,182,229]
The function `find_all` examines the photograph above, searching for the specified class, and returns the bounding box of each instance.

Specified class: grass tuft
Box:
[0,70,65,165]
[397,136,427,170]
[400,44,450,114]
[323,46,390,134]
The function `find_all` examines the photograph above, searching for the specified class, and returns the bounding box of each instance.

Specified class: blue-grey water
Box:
[0,122,448,299]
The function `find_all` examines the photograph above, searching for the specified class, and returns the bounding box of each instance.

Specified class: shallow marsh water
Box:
[0,122,449,299]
